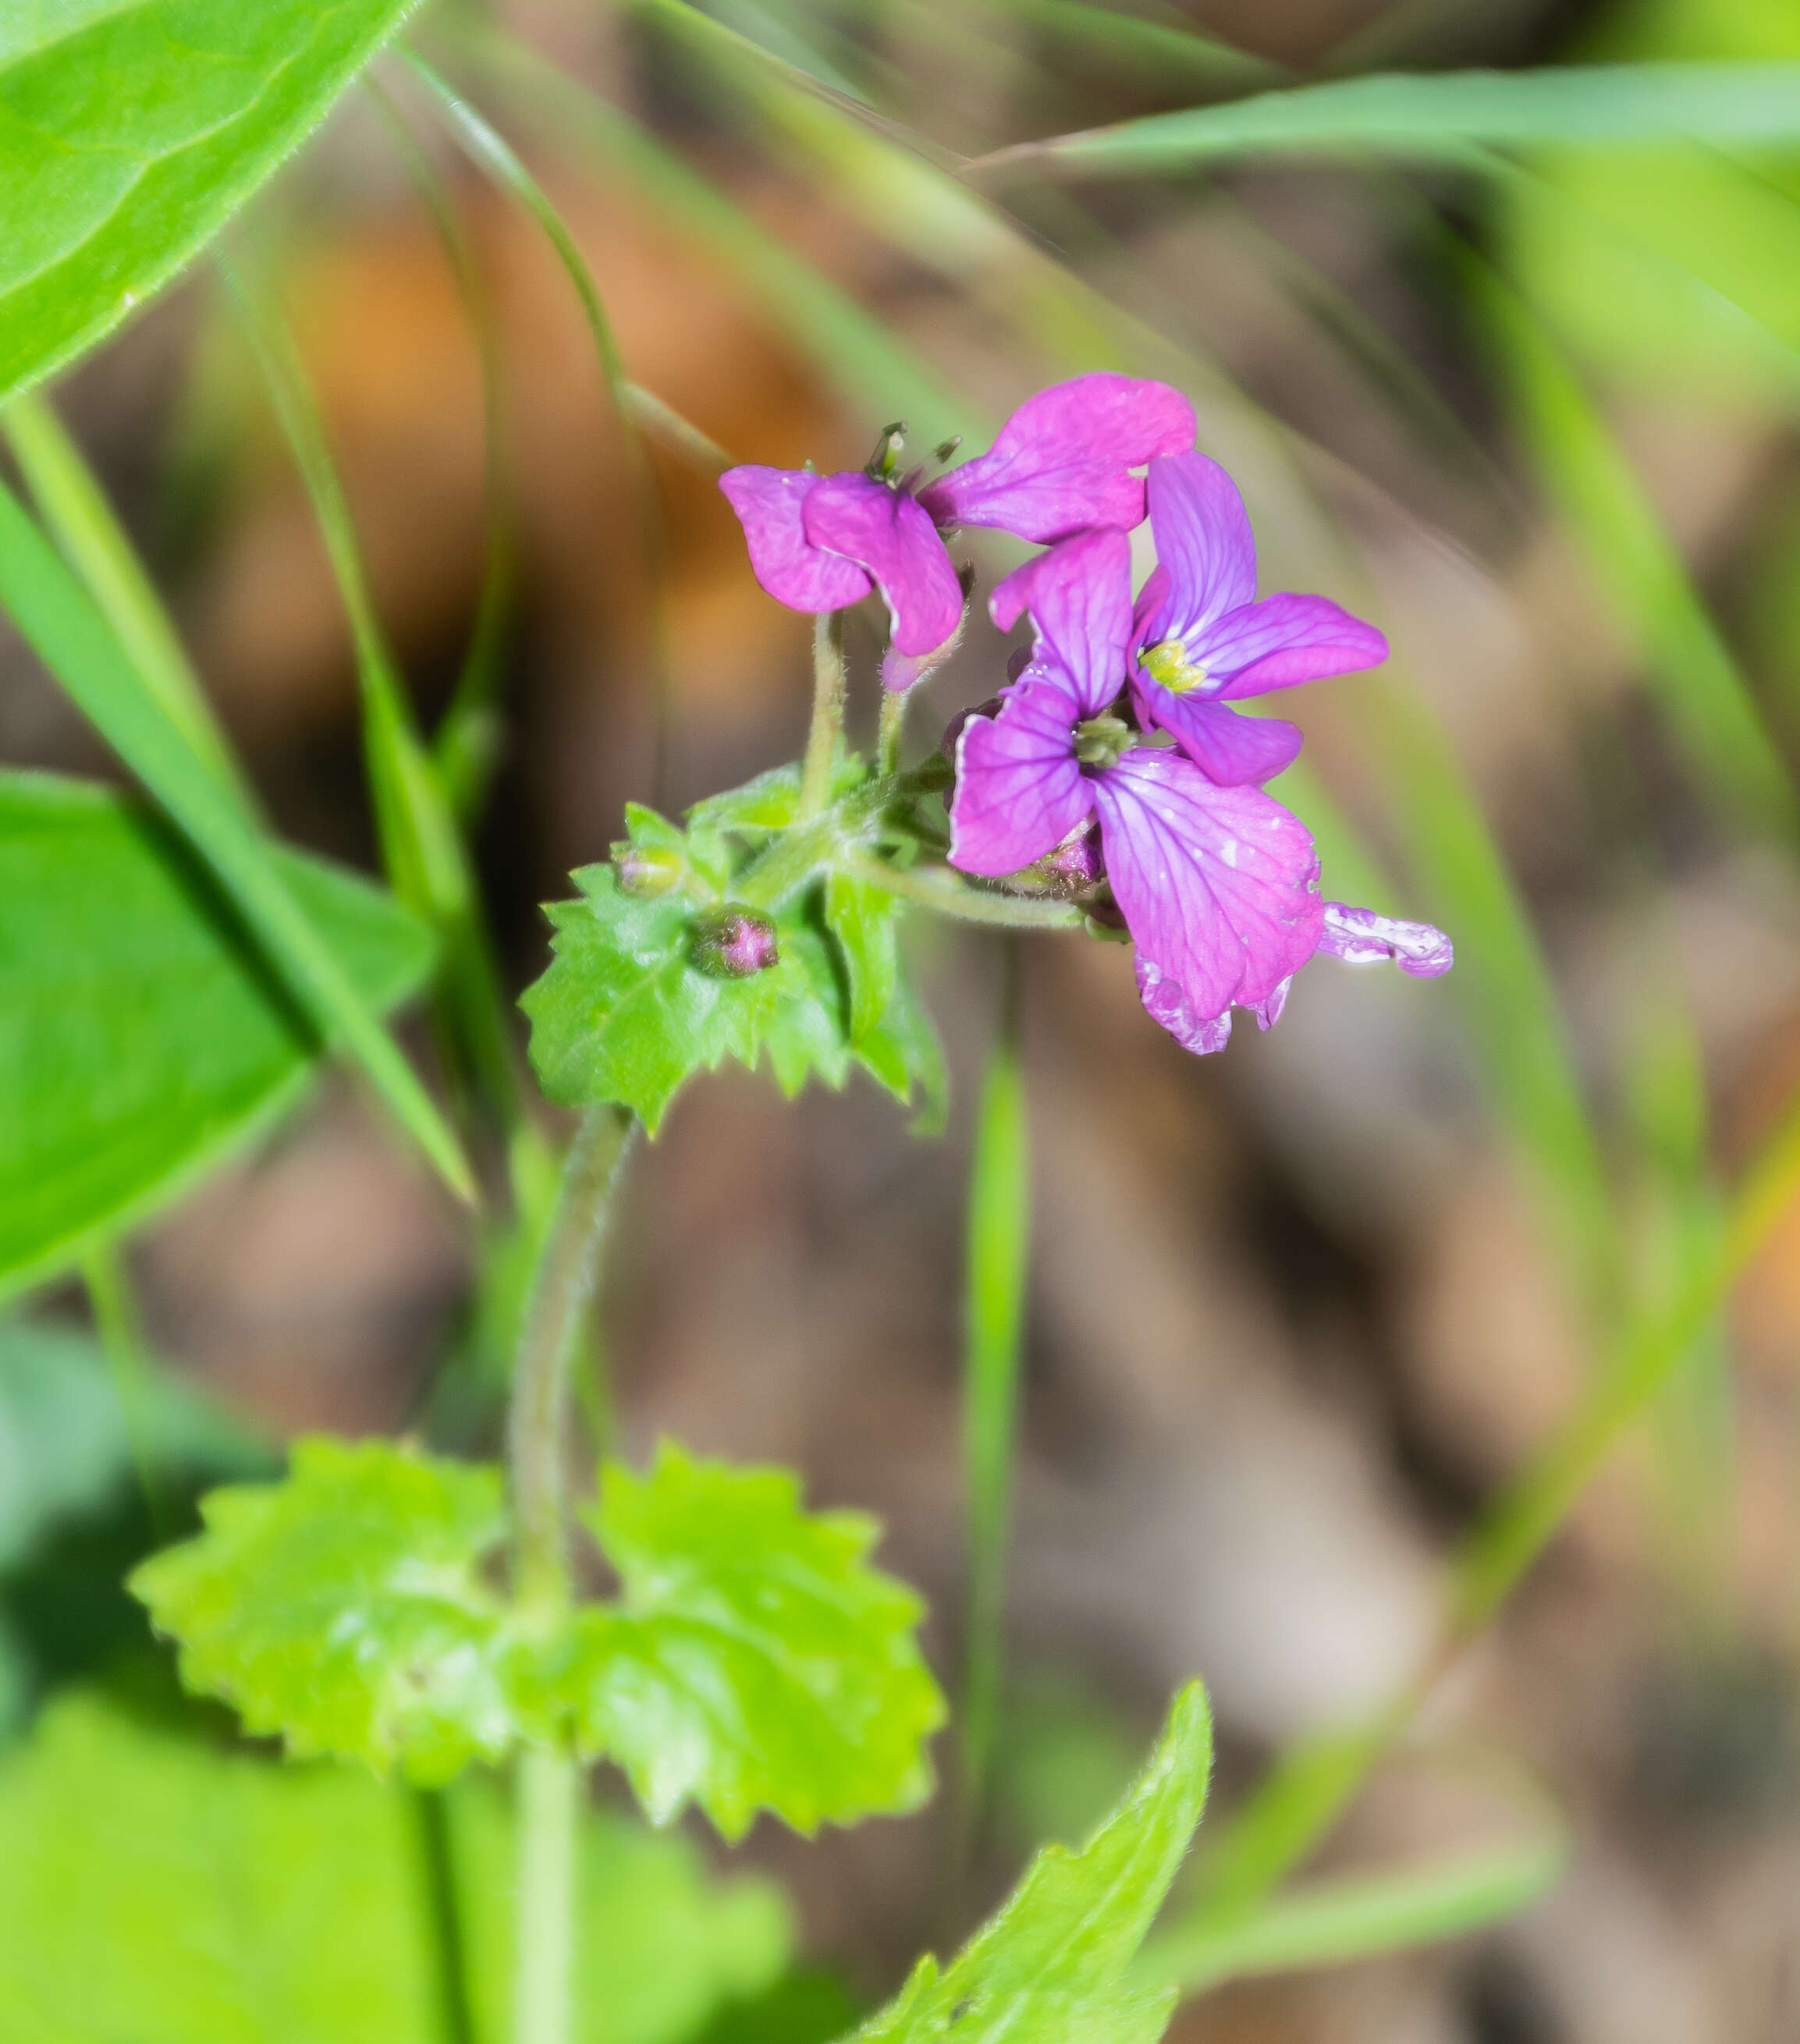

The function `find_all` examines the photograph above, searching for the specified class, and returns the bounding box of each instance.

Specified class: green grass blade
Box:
[971,62,1800,178]
[1149,1828,1567,1992]
[222,254,522,1139]
[1468,251,1797,839]
[0,476,473,1202]
[967,0,1282,97]
[2,393,254,819]
[960,951,1031,1829]
[82,1242,174,1542]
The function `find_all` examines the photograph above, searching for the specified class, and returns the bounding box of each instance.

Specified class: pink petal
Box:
[1318,902,1454,978]
[920,374,1195,541]
[803,471,966,657]
[1129,687,1303,784]
[1091,750,1322,1029]
[989,528,1134,719]
[1200,594,1389,699]
[1135,957,1234,1056]
[1136,452,1257,647]
[948,664,1093,878]
[719,466,874,614]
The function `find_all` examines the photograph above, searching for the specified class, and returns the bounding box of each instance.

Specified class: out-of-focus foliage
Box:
[0,0,425,406]
[0,1690,792,2044]
[0,774,431,1302]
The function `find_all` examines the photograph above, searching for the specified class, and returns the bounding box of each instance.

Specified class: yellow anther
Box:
[1141,638,1208,694]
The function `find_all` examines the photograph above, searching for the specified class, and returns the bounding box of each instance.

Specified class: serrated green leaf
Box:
[132,1438,520,1784]
[762,917,856,1098]
[852,1683,1212,2044]
[0,0,424,406]
[522,864,783,1130]
[0,771,433,1301]
[825,871,899,1044]
[849,956,950,1133]
[0,1689,792,2044]
[687,763,805,836]
[567,1443,946,1840]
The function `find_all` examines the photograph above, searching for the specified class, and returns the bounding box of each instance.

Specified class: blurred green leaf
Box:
[1144,1826,1567,1993]
[0,772,433,1302]
[0,0,424,405]
[0,1318,264,1573]
[133,1439,520,1786]
[566,1443,946,1840]
[978,62,1800,177]
[825,871,900,1044]
[0,1690,792,2044]
[852,1681,1211,2044]
[0,477,473,1201]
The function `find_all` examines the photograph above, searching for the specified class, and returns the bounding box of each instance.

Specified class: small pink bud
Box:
[615,843,683,897]
[696,909,779,978]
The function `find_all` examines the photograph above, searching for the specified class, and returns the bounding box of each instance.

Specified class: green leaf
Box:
[131,1438,520,1785]
[0,772,432,1302]
[523,861,786,1132]
[825,871,899,1044]
[0,1317,265,1571]
[0,1689,793,2044]
[0,477,474,1201]
[0,0,424,406]
[978,62,1800,178]
[851,1682,1212,2044]
[566,1443,947,1840]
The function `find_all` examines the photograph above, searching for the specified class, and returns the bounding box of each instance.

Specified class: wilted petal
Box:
[1200,594,1389,699]
[1092,750,1322,1031]
[1136,955,1234,1056]
[921,374,1195,542]
[1131,689,1303,784]
[949,664,1094,877]
[1255,975,1294,1030]
[804,471,966,656]
[990,528,1134,719]
[1318,902,1454,978]
[1135,452,1257,647]
[719,466,873,614]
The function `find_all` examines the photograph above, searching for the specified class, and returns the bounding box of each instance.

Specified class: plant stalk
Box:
[799,611,846,818]
[957,946,1030,1857]
[83,1242,172,1542]
[878,685,906,778]
[506,1103,634,2044]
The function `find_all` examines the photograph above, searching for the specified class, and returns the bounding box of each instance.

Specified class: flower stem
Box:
[506,1102,634,2044]
[843,854,1085,931]
[957,946,1030,1861]
[878,687,906,778]
[799,611,846,818]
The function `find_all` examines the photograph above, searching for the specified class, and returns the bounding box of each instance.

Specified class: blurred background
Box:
[6,0,1800,2037]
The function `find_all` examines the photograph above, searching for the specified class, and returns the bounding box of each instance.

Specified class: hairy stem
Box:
[878,686,906,778]
[957,945,1030,1858]
[844,854,1085,930]
[506,1105,634,2044]
[509,1104,636,1607]
[799,611,846,818]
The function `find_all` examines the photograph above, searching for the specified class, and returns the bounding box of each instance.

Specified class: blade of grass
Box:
[1174,1055,1800,1945]
[221,253,523,1143]
[1464,249,1797,840]
[967,62,1800,179]
[1146,1825,1568,1991]
[959,946,1031,1845]
[965,0,1282,98]
[82,1243,172,1543]
[2,394,254,821]
[0,472,472,1202]
[365,76,519,827]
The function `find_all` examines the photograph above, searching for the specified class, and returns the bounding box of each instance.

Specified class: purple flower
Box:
[719,374,1195,676]
[1123,452,1390,785]
[952,529,1451,1055]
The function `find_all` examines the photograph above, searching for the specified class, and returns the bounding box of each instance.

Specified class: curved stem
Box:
[799,612,846,818]
[843,853,1085,930]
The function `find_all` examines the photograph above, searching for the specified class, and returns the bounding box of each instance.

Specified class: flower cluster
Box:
[721,374,1451,1056]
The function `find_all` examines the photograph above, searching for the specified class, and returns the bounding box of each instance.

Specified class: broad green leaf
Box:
[132,1438,520,1784]
[0,0,424,406]
[566,1443,946,1840]
[0,1689,792,2044]
[0,477,474,1200]
[851,1682,1211,2044]
[978,62,1800,177]
[825,871,899,1044]
[0,772,432,1301]
[0,1318,264,1571]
